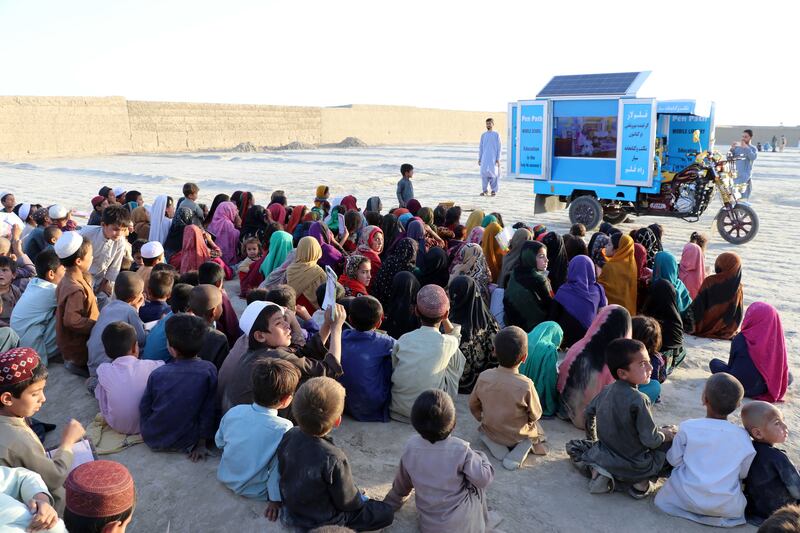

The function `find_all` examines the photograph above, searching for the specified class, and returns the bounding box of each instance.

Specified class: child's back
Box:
[385,433,493,533]
[339,298,395,422]
[87,300,145,377]
[139,357,217,450]
[655,417,755,526]
[9,278,58,364]
[469,366,542,448]
[390,320,465,422]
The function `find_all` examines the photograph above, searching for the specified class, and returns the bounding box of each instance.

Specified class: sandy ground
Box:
[17,147,800,532]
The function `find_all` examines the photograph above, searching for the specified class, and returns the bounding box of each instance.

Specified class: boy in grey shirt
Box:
[396,164,414,208]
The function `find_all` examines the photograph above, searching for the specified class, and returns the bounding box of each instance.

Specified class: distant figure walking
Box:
[780,135,787,152]
[771,135,778,152]
[478,118,501,196]
[731,129,758,199]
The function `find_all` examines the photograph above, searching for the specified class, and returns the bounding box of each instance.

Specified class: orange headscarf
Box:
[481,222,505,283]
[597,235,638,315]
[286,205,306,234]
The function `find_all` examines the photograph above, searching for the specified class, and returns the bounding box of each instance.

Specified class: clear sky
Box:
[0,0,794,126]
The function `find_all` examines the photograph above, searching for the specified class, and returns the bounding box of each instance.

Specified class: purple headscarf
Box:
[406,219,427,267]
[309,221,343,270]
[468,226,484,244]
[554,255,608,329]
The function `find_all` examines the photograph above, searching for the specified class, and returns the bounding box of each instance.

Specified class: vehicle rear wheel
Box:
[602,209,628,225]
[569,196,603,230]
[716,204,759,244]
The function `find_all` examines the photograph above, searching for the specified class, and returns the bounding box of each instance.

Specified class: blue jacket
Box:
[338,329,395,422]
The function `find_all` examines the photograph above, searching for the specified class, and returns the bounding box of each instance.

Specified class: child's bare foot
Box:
[532,442,548,455]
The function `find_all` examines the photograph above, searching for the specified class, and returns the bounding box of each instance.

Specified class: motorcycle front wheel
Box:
[716,204,759,244]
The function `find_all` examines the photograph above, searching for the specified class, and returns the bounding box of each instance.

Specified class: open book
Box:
[46,438,97,472]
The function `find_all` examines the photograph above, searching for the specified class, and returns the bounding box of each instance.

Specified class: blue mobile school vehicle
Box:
[507,72,758,244]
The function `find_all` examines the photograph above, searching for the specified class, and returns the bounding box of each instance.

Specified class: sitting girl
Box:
[169,225,231,279]
[710,301,789,402]
[338,254,371,297]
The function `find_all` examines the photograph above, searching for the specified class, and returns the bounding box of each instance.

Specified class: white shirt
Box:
[479,130,501,177]
[655,418,756,527]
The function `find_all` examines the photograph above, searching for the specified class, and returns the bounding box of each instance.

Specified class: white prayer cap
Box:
[17,203,31,222]
[48,205,68,220]
[54,231,84,259]
[112,187,126,197]
[140,241,164,259]
[239,300,282,336]
[0,192,11,201]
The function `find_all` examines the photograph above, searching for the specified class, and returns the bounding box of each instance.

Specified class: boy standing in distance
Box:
[78,204,131,299]
[479,117,501,197]
[178,182,206,226]
[731,128,757,199]
[396,164,414,208]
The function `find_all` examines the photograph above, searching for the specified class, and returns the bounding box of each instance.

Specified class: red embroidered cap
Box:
[65,460,135,518]
[0,348,40,385]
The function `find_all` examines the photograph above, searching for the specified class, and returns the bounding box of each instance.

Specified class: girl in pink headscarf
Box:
[679,242,706,299]
[710,302,789,402]
[206,201,240,266]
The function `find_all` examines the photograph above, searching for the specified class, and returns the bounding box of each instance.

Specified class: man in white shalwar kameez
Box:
[478,118,501,196]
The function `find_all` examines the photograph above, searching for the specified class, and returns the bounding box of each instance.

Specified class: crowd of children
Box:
[0,172,796,532]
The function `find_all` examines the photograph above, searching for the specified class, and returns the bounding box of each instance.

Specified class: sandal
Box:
[628,481,656,500]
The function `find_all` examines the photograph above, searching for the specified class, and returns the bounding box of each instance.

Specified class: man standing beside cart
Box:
[478,118,501,196]
[731,128,757,199]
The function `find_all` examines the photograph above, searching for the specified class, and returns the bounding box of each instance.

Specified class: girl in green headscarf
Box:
[259,230,294,278]
[652,251,693,313]
[480,214,498,228]
[520,321,563,417]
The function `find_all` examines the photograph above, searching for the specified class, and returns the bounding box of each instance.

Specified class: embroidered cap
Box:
[416,284,450,319]
[0,347,41,385]
[65,460,135,518]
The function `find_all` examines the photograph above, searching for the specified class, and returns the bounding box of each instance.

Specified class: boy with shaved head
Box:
[742,401,800,525]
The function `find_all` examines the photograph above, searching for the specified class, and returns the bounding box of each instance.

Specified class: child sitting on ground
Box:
[390,284,466,422]
[139,313,217,461]
[277,377,395,531]
[95,322,164,435]
[655,372,756,527]
[0,347,86,513]
[221,301,345,413]
[338,295,395,422]
[54,232,99,377]
[0,256,21,328]
[188,284,229,369]
[266,284,318,340]
[86,271,146,387]
[78,204,131,299]
[198,261,241,347]
[139,270,173,323]
[741,401,800,525]
[64,460,136,533]
[631,316,665,402]
[469,326,546,471]
[140,283,192,362]
[216,359,299,518]
[9,250,64,364]
[568,339,675,497]
[135,240,164,299]
[0,465,63,532]
[385,389,496,532]
[237,237,262,282]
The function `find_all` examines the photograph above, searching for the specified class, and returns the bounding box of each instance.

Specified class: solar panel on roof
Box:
[537,72,646,97]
